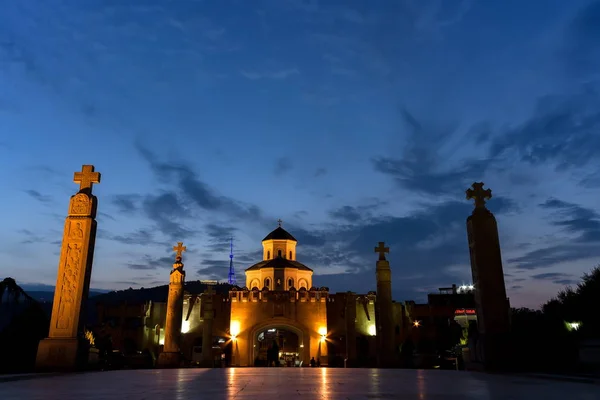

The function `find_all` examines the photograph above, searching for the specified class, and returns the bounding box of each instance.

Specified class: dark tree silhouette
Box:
[0,277,49,373]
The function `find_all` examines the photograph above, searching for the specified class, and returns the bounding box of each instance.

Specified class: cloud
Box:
[508,198,600,270]
[103,229,160,246]
[136,141,263,222]
[24,190,53,204]
[240,68,299,80]
[127,254,175,270]
[314,168,327,177]
[371,109,492,196]
[134,144,266,241]
[530,272,578,286]
[329,206,362,223]
[204,223,236,252]
[274,157,293,175]
[111,194,141,213]
[539,198,600,242]
[489,85,600,171]
[18,229,48,245]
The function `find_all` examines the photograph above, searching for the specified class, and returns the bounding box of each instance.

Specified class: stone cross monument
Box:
[374,241,395,367]
[36,165,101,371]
[465,182,511,370]
[157,242,187,368]
[200,285,215,367]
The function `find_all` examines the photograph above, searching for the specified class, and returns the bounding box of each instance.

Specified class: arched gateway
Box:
[249,318,310,366]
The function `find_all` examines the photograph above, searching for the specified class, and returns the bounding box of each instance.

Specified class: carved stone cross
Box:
[73,165,101,193]
[466,182,492,209]
[173,242,187,259]
[277,218,283,227]
[374,241,389,261]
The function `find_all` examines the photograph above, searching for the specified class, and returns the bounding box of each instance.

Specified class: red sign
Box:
[455,309,476,315]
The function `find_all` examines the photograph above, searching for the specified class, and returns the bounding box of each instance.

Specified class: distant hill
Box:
[3,279,233,327]
[90,281,233,305]
[26,290,108,303]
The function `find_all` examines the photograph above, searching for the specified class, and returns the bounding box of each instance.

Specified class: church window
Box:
[289,251,292,259]
[288,278,293,288]
[267,251,270,259]
[278,250,282,258]
[265,278,271,288]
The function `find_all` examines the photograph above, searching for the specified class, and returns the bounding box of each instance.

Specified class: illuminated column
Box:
[36,165,101,371]
[374,242,395,367]
[466,183,511,370]
[157,242,186,368]
[200,286,215,367]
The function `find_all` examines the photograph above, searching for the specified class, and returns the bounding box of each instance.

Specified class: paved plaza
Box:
[1,368,598,400]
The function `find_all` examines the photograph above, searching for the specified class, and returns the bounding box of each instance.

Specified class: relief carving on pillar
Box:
[69,193,92,216]
[56,243,82,330]
[68,221,85,241]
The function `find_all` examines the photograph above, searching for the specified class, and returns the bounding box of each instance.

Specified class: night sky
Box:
[1,0,599,309]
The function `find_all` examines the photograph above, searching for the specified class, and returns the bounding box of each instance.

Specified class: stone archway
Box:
[248,318,310,366]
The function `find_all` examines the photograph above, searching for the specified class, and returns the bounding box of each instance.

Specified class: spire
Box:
[228,237,236,285]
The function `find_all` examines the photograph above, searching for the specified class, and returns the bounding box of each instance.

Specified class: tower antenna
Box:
[228,237,236,286]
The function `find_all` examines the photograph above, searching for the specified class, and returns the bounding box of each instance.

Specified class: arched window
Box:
[250,279,259,289]
[289,251,292,259]
[288,278,293,288]
[298,279,307,289]
[277,250,282,257]
[264,278,271,288]
[267,251,270,259]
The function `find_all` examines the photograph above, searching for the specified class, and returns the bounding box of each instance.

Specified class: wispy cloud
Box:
[241,68,299,80]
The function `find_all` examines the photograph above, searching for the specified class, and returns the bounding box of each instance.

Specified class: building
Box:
[96,225,480,367]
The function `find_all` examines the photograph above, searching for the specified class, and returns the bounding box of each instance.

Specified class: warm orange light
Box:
[318,327,327,336]
[230,321,240,337]
[413,320,421,327]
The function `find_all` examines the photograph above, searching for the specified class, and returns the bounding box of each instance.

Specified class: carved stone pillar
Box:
[36,165,101,371]
[157,243,186,368]
[466,182,511,371]
[374,242,395,367]
[200,287,215,367]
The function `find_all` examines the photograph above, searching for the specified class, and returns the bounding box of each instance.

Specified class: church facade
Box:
[181,225,382,367]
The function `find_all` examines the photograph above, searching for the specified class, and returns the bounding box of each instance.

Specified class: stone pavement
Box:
[1,368,599,400]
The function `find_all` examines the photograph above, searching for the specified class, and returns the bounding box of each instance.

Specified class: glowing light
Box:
[230,321,241,337]
[368,325,376,336]
[318,327,327,336]
[565,321,581,331]
[181,320,190,333]
[300,344,304,348]
[413,320,421,327]
[159,337,165,345]
[457,284,475,293]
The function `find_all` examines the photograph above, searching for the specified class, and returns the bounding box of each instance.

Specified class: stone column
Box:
[200,286,215,367]
[374,242,395,367]
[157,242,187,368]
[344,292,357,367]
[466,182,511,371]
[36,165,101,371]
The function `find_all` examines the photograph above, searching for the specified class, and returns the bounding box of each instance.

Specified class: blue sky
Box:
[1,0,600,309]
